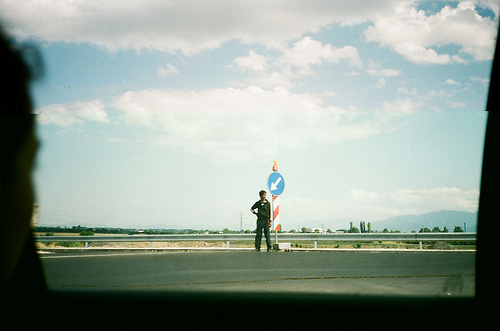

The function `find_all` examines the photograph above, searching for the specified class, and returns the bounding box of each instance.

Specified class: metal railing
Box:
[35,232,476,249]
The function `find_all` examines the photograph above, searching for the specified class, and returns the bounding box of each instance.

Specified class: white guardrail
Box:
[35,232,476,249]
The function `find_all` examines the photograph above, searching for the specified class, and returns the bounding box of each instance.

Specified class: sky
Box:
[0,0,497,231]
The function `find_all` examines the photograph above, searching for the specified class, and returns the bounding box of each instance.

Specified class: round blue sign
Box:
[268,172,285,196]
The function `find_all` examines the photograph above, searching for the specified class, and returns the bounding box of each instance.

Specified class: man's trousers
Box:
[255,218,272,250]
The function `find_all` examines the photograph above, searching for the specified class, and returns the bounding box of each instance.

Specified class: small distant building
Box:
[305,227,324,233]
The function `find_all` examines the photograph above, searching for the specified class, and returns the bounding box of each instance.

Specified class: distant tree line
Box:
[34,224,467,236]
[419,226,464,233]
[346,222,466,234]
[34,226,216,236]
[348,221,373,233]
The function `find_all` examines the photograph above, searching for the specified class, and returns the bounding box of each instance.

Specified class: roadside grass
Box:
[35,240,476,250]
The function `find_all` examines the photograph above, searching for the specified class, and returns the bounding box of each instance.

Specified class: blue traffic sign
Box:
[268,172,285,196]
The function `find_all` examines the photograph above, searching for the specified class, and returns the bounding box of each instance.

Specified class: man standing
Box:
[251,190,272,252]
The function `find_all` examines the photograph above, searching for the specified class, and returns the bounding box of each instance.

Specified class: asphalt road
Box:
[39,250,475,297]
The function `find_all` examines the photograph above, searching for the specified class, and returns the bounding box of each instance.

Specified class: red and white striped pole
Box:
[271,161,281,244]
[273,195,280,243]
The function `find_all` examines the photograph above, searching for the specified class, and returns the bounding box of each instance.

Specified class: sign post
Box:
[272,195,279,243]
[267,161,290,251]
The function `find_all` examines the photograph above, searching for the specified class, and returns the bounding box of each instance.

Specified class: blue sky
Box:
[0,1,497,230]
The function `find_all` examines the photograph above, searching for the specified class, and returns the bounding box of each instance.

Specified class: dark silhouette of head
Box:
[0,26,44,290]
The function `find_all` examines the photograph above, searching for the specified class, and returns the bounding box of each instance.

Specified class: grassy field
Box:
[226,240,475,250]
[34,232,476,250]
[35,237,476,250]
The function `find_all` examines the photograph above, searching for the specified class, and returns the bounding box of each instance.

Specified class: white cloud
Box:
[233,37,361,89]
[234,50,270,72]
[157,64,179,77]
[445,78,461,86]
[366,61,401,77]
[470,76,490,84]
[450,101,466,109]
[349,188,380,202]
[452,55,468,64]
[36,104,84,127]
[117,110,382,162]
[373,78,386,89]
[106,87,407,162]
[367,68,401,77]
[277,37,362,74]
[397,87,417,95]
[392,43,452,64]
[364,1,498,64]
[0,0,398,54]
[242,71,294,90]
[346,71,360,76]
[36,84,415,162]
[113,86,342,112]
[381,98,418,112]
[1,0,496,67]
[36,99,108,126]
[2,1,494,64]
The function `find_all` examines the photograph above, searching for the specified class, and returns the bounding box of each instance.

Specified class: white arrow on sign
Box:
[270,176,282,191]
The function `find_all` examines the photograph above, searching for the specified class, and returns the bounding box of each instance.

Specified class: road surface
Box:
[39,250,475,297]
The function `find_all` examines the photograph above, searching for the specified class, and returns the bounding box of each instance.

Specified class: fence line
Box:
[35,232,476,248]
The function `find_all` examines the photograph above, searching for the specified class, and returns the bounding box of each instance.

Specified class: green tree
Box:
[349,226,360,233]
[360,221,366,233]
[432,226,441,233]
[367,222,372,233]
[454,226,464,233]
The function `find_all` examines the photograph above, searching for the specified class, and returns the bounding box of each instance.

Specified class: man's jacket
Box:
[251,199,271,221]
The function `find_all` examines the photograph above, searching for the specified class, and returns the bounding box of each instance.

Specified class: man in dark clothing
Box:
[250,190,272,252]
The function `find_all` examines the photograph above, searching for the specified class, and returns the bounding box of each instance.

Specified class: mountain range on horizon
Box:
[369,210,477,233]
[37,210,478,233]
[283,210,478,233]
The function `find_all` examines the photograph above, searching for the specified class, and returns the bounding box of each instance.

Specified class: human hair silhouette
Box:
[0,25,46,294]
